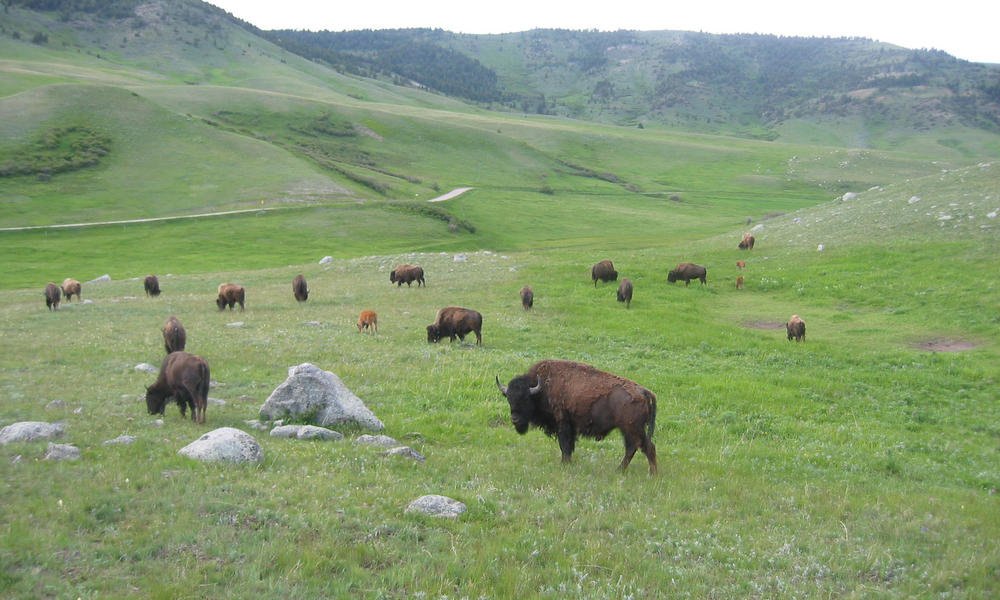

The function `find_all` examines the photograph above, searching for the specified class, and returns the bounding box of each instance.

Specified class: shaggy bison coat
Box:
[292,274,309,302]
[617,278,633,309]
[61,278,81,302]
[357,310,378,334]
[162,315,187,354]
[667,262,707,286]
[44,282,61,311]
[427,306,482,345]
[520,286,534,310]
[786,315,806,342]
[144,274,161,297]
[496,359,658,474]
[739,233,756,250]
[390,264,425,287]
[591,260,618,286]
[216,283,245,311]
[145,351,210,424]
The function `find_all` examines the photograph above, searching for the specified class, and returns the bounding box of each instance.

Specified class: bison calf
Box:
[44,282,61,311]
[616,278,633,308]
[357,310,378,334]
[591,260,618,286]
[144,274,161,297]
[216,283,245,311]
[496,359,657,474]
[520,286,534,310]
[61,278,81,302]
[145,351,210,424]
[736,276,744,289]
[162,315,186,354]
[667,262,707,286]
[427,306,482,345]
[736,261,746,270]
[786,315,806,342]
[292,274,309,302]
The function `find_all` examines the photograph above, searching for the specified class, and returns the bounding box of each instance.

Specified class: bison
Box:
[591,260,618,286]
[736,261,746,270]
[145,351,209,424]
[162,315,186,354]
[44,282,61,311]
[216,283,245,311]
[357,310,378,334]
[292,274,308,302]
[390,264,425,287]
[520,286,534,310]
[667,262,707,286]
[739,233,755,250]
[61,278,81,302]
[427,306,482,345]
[786,315,806,342]
[617,278,633,309]
[144,274,161,297]
[736,276,744,289]
[496,359,658,474]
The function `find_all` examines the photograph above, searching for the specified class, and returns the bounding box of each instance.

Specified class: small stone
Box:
[44,442,81,461]
[385,446,425,462]
[405,495,466,518]
[103,435,137,446]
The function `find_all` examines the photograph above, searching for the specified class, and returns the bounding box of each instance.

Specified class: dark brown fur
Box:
[292,274,308,302]
[145,351,209,424]
[44,282,61,311]
[616,278,633,308]
[144,275,161,297]
[390,264,425,287]
[496,359,657,474]
[667,262,707,286]
[591,260,618,286]
[739,233,756,250]
[61,278,81,302]
[786,315,806,342]
[162,315,187,354]
[216,283,245,311]
[520,286,534,310]
[357,310,378,334]
[427,306,483,345]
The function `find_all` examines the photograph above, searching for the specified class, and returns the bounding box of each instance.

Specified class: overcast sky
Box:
[207,0,999,64]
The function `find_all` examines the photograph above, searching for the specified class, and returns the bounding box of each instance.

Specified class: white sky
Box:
[207,0,1000,64]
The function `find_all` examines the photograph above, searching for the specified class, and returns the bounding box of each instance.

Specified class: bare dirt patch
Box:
[742,320,785,330]
[915,339,977,352]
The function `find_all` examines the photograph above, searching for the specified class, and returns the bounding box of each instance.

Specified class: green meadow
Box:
[1,6,999,598]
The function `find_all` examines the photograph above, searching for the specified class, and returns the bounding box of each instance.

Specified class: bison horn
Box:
[495,375,508,396]
[528,375,542,395]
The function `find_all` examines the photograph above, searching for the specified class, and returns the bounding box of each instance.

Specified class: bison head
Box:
[496,374,542,434]
[145,386,168,416]
[667,270,678,283]
[426,324,442,343]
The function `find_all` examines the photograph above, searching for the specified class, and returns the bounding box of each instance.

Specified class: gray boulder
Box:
[178,427,263,464]
[355,434,400,448]
[269,424,342,441]
[44,442,81,461]
[405,495,466,518]
[103,435,137,446]
[259,363,384,430]
[386,446,425,462]
[0,421,66,445]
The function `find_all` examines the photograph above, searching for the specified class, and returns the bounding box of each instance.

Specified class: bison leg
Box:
[474,329,482,345]
[557,422,576,463]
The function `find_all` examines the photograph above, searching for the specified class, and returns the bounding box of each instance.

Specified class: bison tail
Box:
[645,389,657,440]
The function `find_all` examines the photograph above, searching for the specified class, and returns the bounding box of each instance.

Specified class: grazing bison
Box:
[591,260,618,286]
[216,283,245,311]
[786,315,806,342]
[44,282,61,311]
[667,262,707,286]
[390,264,425,287]
[61,278,81,302]
[736,261,746,270]
[736,276,744,289]
[162,315,186,354]
[144,274,161,297]
[145,351,209,424]
[292,274,308,302]
[496,359,658,474]
[617,277,633,309]
[520,286,534,310]
[357,310,378,334]
[739,233,755,250]
[427,306,483,345]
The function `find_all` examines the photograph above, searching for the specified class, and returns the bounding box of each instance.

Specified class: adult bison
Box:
[667,262,707,286]
[739,233,756,250]
[144,275,161,297]
[292,274,308,302]
[216,283,245,311]
[357,310,378,334]
[44,282,61,311]
[61,278,81,302]
[162,315,186,354]
[617,278,633,309]
[390,264,425,287]
[520,286,534,310]
[786,315,806,342]
[495,359,658,474]
[145,351,210,424]
[591,260,618,286]
[427,306,482,345]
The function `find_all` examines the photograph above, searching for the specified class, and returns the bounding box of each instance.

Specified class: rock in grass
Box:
[385,446,425,462]
[355,434,400,448]
[178,427,263,464]
[103,435,137,446]
[269,424,342,440]
[0,421,66,445]
[134,363,158,374]
[44,442,81,461]
[259,363,384,431]
[405,495,465,518]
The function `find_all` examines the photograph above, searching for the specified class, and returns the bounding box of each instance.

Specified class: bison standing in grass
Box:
[292,274,309,302]
[216,283,245,311]
[145,351,210,424]
[591,260,618,286]
[61,278,81,302]
[617,278,633,309]
[162,315,186,354]
[496,359,658,474]
[44,282,61,311]
[144,275,161,297]
[786,315,806,342]
[357,310,378,334]
[739,233,755,250]
[390,264,425,287]
[667,262,707,286]
[427,306,482,345]
[520,286,534,310]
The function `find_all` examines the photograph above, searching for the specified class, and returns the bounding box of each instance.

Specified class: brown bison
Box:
[292,274,308,302]
[44,282,61,311]
[496,359,658,474]
[736,276,744,289]
[667,262,707,286]
[617,277,633,309]
[786,315,806,342]
[739,233,755,250]
[61,278,81,302]
[520,286,534,310]
[144,274,161,297]
[216,283,245,311]
[162,315,186,354]
[357,310,378,334]
[145,351,210,424]
[591,260,618,286]
[390,264,425,287]
[427,306,482,345]
[736,261,746,270]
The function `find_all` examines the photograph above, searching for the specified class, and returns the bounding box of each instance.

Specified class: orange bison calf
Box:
[357,310,378,334]
[145,351,210,424]
[736,276,744,289]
